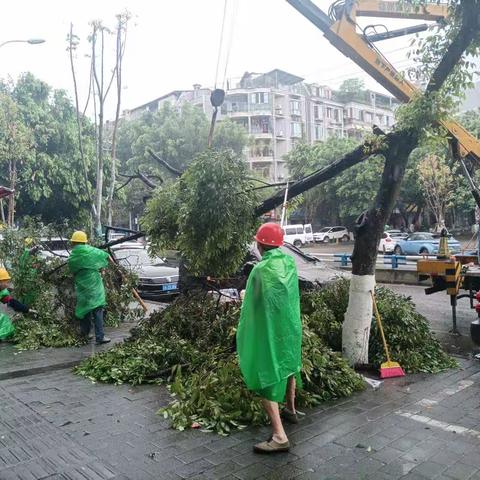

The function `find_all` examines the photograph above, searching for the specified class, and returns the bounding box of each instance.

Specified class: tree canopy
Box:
[0,74,96,224]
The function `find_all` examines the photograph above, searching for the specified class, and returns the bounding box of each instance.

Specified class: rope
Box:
[221,0,238,89]
[214,0,228,88]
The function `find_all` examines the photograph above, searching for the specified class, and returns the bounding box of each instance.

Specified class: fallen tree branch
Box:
[255,137,385,216]
[147,148,183,177]
[117,170,162,191]
[426,0,480,93]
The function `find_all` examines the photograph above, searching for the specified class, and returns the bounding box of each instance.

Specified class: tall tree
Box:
[417,154,454,231]
[116,104,248,221]
[106,12,130,225]
[0,94,33,225]
[10,74,96,223]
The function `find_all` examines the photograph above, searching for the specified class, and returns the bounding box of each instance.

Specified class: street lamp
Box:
[0,38,45,48]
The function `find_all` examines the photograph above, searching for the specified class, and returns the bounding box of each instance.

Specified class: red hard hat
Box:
[255,223,284,247]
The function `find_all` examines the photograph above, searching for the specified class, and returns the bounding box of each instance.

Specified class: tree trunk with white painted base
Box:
[342,274,376,365]
[342,130,418,366]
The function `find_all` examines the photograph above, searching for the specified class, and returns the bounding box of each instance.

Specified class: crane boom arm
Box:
[287,0,480,162]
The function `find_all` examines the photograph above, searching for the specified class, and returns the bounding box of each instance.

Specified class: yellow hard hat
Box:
[0,268,11,281]
[71,231,88,243]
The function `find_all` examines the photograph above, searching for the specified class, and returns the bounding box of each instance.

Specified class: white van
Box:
[282,224,313,247]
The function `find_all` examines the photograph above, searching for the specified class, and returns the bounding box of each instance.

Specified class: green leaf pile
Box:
[76,279,456,434]
[142,149,260,277]
[302,278,457,373]
[0,226,142,350]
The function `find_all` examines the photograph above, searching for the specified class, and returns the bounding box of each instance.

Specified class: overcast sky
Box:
[0,0,427,118]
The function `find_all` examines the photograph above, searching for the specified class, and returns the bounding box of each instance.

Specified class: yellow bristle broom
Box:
[371,291,405,379]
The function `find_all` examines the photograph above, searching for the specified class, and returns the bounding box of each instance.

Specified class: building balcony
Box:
[251,126,273,136]
[249,155,274,163]
[250,103,272,114]
[221,102,249,115]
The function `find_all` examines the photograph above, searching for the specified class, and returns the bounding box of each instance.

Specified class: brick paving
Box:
[1,357,480,479]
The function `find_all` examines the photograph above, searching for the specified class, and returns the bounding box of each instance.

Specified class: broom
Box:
[371,291,405,379]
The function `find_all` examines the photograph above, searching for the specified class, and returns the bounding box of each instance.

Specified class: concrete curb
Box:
[0,359,83,381]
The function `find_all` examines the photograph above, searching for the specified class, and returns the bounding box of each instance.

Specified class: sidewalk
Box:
[0,321,134,381]
[0,301,162,381]
[1,356,480,479]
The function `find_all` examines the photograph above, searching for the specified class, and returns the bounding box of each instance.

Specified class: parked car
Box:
[314,226,350,243]
[112,247,179,299]
[393,232,461,255]
[378,230,409,254]
[282,224,313,248]
[38,237,71,259]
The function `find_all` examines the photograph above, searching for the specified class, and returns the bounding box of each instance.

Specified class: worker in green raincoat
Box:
[18,238,40,306]
[0,268,33,340]
[68,231,111,345]
[237,222,302,454]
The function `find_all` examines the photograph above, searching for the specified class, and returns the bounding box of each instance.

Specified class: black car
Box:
[113,247,179,299]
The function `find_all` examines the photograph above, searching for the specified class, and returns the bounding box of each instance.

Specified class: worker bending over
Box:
[237,223,302,453]
[68,231,110,345]
[0,268,33,340]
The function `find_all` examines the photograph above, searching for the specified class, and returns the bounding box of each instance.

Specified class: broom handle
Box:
[108,256,148,313]
[371,291,392,363]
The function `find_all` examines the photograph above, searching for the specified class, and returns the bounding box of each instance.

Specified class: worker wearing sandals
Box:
[237,223,302,454]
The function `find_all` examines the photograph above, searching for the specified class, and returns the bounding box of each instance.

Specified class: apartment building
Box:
[124,69,397,182]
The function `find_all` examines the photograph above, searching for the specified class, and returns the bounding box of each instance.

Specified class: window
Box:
[291,122,302,138]
[285,228,296,235]
[334,109,340,122]
[364,112,373,123]
[315,125,324,140]
[296,227,303,234]
[251,92,269,104]
[313,104,322,120]
[290,100,301,115]
[326,107,332,119]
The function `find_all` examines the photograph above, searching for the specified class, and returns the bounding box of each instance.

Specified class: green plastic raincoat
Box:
[68,245,109,319]
[0,289,15,340]
[18,248,38,305]
[236,248,302,402]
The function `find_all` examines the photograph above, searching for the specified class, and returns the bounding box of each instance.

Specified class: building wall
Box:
[123,74,397,182]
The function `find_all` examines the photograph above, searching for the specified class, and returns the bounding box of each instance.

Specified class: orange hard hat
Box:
[255,223,284,247]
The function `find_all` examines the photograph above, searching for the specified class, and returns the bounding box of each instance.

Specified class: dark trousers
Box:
[80,307,105,342]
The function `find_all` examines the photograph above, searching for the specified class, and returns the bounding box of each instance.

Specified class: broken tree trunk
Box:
[255,139,380,216]
[342,0,480,365]
[342,129,418,365]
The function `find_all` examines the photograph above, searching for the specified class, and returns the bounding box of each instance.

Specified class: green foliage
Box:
[334,78,368,103]
[161,357,267,433]
[0,73,96,223]
[0,226,141,350]
[142,149,259,277]
[75,291,365,434]
[399,2,480,137]
[458,108,480,139]
[407,1,480,110]
[285,137,384,224]
[303,278,457,373]
[370,286,457,373]
[116,103,249,217]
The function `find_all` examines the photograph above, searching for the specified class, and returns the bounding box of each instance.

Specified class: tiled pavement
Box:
[0,302,162,381]
[2,358,480,479]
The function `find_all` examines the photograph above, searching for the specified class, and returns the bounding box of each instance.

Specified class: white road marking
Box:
[415,380,473,408]
[397,411,480,440]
